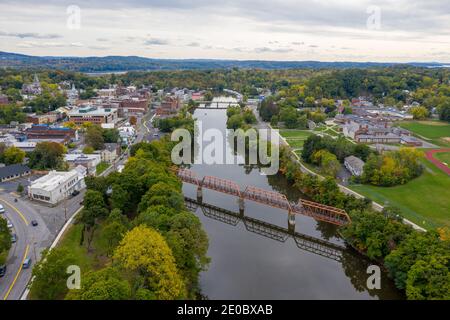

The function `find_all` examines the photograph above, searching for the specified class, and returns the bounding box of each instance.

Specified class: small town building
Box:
[68,106,118,125]
[97,143,120,163]
[344,156,365,177]
[28,166,86,205]
[64,153,101,176]
[0,164,31,182]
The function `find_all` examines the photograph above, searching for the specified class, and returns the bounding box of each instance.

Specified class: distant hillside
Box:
[0,51,447,73]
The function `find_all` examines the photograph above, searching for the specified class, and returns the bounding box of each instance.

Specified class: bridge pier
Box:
[197,186,203,203]
[288,211,296,233]
[238,197,245,216]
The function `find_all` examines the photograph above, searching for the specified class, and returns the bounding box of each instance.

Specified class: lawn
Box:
[279,129,313,139]
[280,130,313,150]
[398,120,450,147]
[435,152,450,168]
[96,161,110,175]
[350,158,450,230]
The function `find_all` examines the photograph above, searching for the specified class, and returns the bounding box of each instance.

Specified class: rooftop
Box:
[30,170,78,192]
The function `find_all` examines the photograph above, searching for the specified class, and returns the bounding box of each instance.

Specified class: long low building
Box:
[68,106,118,125]
[28,166,86,205]
[0,164,31,182]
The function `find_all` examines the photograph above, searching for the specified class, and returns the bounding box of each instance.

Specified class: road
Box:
[0,194,51,300]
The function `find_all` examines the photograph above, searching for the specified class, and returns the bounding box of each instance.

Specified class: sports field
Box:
[398,120,450,147]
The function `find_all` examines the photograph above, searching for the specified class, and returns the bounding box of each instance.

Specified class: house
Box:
[344,156,365,177]
[97,143,120,163]
[0,94,9,105]
[401,135,423,147]
[0,164,31,182]
[28,167,86,205]
[64,153,101,176]
[26,113,58,125]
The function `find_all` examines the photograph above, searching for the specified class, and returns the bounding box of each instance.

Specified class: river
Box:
[181,97,402,299]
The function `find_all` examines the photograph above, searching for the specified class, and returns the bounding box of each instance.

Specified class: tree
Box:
[438,99,450,122]
[405,254,450,300]
[28,141,66,170]
[82,146,95,154]
[113,225,186,299]
[410,106,429,120]
[30,248,76,300]
[16,183,24,194]
[103,128,120,143]
[312,149,341,177]
[85,125,104,150]
[3,146,25,165]
[65,267,131,300]
[129,116,137,126]
[0,217,11,265]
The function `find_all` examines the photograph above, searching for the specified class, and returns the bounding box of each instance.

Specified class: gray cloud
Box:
[143,38,169,46]
[0,30,62,39]
[187,42,200,47]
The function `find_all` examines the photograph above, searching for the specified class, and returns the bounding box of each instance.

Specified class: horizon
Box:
[1,1,450,63]
[2,50,450,65]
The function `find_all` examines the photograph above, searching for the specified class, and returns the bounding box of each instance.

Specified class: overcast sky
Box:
[0,0,449,62]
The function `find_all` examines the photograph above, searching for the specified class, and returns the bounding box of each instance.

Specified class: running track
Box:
[424,148,450,175]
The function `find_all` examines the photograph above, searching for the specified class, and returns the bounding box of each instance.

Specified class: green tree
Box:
[406,254,450,300]
[0,217,11,265]
[30,248,76,300]
[28,142,66,170]
[85,125,105,150]
[65,267,131,300]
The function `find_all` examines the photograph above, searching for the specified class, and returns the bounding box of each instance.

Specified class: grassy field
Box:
[435,152,450,168]
[280,130,312,150]
[398,120,450,147]
[350,158,450,230]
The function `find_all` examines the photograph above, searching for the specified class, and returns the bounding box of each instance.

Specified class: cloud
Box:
[143,38,169,45]
[254,47,293,53]
[0,30,62,39]
[187,42,200,47]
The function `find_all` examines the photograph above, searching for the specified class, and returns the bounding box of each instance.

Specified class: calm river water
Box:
[181,97,402,299]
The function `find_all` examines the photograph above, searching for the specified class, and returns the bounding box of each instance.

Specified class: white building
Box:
[64,153,101,175]
[28,166,86,205]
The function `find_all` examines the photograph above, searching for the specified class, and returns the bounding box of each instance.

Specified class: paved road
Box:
[0,194,51,300]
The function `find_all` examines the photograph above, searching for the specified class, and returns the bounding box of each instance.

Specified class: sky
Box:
[0,0,449,62]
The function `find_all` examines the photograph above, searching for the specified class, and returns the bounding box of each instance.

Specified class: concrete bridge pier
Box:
[288,211,296,233]
[196,186,203,203]
[238,197,245,216]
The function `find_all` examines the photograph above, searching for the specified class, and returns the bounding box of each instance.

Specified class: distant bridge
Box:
[185,197,346,262]
[174,168,351,226]
[195,101,240,109]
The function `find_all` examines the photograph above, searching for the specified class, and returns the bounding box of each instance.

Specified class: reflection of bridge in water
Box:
[175,168,351,226]
[185,197,346,262]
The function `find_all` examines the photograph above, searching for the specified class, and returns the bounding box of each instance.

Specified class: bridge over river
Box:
[173,168,351,226]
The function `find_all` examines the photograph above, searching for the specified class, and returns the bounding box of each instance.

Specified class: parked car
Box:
[0,265,6,277]
[11,234,17,243]
[31,220,38,227]
[71,190,80,197]
[6,220,13,229]
[22,258,32,269]
[0,204,5,214]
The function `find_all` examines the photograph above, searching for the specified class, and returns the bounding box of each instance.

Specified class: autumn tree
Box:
[113,225,186,300]
[0,217,11,265]
[3,146,25,165]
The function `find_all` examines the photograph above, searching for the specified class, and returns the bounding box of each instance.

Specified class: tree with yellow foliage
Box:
[113,225,186,300]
